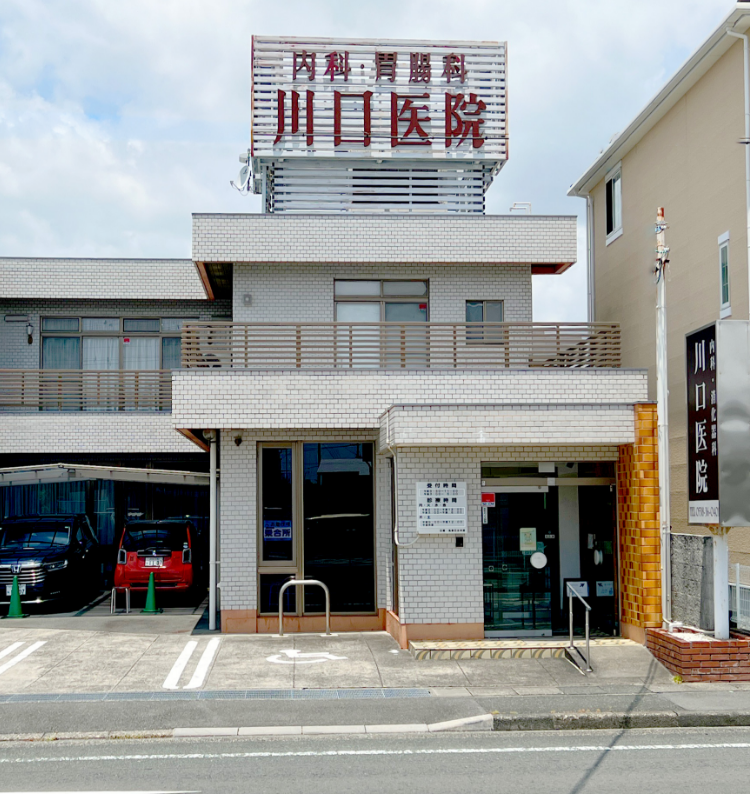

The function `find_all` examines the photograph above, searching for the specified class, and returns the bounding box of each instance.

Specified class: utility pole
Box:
[655,208,672,627]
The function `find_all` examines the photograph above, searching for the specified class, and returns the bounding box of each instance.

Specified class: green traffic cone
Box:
[141,572,162,614]
[6,575,27,619]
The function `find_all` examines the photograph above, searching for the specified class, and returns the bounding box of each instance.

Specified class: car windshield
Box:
[121,524,188,552]
[0,525,71,549]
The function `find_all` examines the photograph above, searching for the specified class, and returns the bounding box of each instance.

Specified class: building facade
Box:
[568,3,750,569]
[1,36,658,644]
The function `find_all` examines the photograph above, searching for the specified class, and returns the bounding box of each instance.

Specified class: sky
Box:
[0,0,738,319]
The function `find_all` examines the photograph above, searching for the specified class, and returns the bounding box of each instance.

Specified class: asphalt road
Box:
[2,727,750,793]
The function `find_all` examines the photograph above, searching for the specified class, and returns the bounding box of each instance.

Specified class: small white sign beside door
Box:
[416,481,467,534]
[596,580,614,597]
[519,527,537,552]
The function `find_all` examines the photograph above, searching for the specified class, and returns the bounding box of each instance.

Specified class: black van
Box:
[0,515,100,605]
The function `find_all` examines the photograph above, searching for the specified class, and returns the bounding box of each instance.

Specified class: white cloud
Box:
[0,0,735,315]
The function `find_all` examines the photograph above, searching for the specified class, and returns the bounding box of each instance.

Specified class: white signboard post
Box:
[416,481,467,534]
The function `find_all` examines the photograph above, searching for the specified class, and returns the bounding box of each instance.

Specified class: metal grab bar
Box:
[567,583,593,673]
[278,578,331,636]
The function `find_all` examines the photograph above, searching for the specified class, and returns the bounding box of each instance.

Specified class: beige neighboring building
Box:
[569,3,750,563]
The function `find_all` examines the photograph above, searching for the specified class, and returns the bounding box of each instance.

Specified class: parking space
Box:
[0,626,676,698]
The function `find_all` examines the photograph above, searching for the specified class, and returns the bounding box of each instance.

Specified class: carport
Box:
[0,463,218,629]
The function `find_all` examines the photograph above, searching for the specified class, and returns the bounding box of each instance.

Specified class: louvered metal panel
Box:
[249,36,507,213]
[267,160,489,213]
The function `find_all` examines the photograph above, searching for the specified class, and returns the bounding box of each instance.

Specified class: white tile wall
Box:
[193,213,578,265]
[0,298,231,370]
[0,259,207,300]
[0,414,197,454]
[173,368,649,429]
[392,444,620,624]
[233,263,531,322]
[379,404,636,448]
[217,432,621,622]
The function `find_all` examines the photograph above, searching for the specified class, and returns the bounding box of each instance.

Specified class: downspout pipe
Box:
[586,195,595,322]
[726,28,750,316]
[203,430,218,631]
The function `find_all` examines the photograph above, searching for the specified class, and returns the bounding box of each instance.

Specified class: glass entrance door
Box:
[482,490,559,636]
[258,442,375,617]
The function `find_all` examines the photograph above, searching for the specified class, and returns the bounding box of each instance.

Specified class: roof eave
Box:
[568,4,750,197]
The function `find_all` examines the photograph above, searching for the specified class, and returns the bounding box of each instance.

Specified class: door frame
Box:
[256,440,378,617]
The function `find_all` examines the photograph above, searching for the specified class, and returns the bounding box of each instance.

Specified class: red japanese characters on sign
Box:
[252,37,507,159]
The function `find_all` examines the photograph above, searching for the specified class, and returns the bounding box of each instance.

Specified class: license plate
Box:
[5,584,26,596]
[145,558,163,568]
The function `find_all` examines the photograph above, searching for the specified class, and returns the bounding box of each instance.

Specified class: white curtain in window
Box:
[123,338,160,370]
[83,337,119,370]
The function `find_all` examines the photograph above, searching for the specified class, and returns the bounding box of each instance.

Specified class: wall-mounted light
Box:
[26,322,33,345]
[234,434,243,447]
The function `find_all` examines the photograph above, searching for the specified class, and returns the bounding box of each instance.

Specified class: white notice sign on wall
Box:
[416,481,467,534]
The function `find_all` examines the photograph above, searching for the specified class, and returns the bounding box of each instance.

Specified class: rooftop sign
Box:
[251,36,507,161]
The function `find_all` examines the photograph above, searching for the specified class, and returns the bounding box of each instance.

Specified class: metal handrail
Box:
[567,583,593,673]
[180,321,622,370]
[278,578,331,636]
[0,369,172,412]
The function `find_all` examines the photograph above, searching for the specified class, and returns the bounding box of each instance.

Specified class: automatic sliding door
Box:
[482,490,559,636]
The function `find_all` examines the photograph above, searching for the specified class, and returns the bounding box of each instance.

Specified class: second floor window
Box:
[605,165,622,243]
[719,232,731,318]
[334,280,429,323]
[40,317,195,370]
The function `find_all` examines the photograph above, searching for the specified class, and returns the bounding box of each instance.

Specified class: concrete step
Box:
[408,637,635,660]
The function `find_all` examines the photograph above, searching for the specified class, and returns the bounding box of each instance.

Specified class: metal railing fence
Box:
[0,369,172,412]
[180,321,621,370]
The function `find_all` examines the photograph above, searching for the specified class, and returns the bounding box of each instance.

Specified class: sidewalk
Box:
[3,625,750,734]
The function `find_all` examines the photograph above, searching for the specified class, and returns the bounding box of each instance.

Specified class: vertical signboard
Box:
[686,324,719,524]
[686,321,750,526]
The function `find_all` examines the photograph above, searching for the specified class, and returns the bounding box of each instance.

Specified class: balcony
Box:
[0,370,172,412]
[180,322,621,370]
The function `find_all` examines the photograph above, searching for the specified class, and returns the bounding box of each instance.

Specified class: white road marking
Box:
[0,641,24,661]
[267,649,348,665]
[0,641,46,677]
[183,638,221,690]
[3,742,750,763]
[162,641,198,690]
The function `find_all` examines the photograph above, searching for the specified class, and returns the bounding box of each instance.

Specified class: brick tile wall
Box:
[379,404,637,447]
[0,259,208,300]
[173,369,649,430]
[0,298,231,370]
[233,263,532,323]
[617,403,662,629]
[0,414,197,454]
[217,430,620,621]
[192,214,578,265]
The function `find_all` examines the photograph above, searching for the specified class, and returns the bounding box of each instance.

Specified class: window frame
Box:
[605,163,623,246]
[465,299,505,344]
[719,232,731,319]
[39,316,196,370]
[334,279,429,321]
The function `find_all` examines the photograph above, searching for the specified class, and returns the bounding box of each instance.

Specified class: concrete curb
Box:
[4,711,750,742]
[491,711,750,731]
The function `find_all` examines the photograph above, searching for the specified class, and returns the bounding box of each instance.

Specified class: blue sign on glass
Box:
[263,520,292,541]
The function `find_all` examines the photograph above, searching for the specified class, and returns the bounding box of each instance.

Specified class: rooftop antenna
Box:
[231,153,252,194]
[509,202,532,214]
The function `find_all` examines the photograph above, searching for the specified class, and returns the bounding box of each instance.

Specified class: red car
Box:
[114,519,198,592]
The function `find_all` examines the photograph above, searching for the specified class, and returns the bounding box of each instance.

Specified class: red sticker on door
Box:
[481,493,495,507]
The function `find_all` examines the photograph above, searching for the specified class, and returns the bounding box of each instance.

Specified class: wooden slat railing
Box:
[0,370,172,412]
[180,322,621,370]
